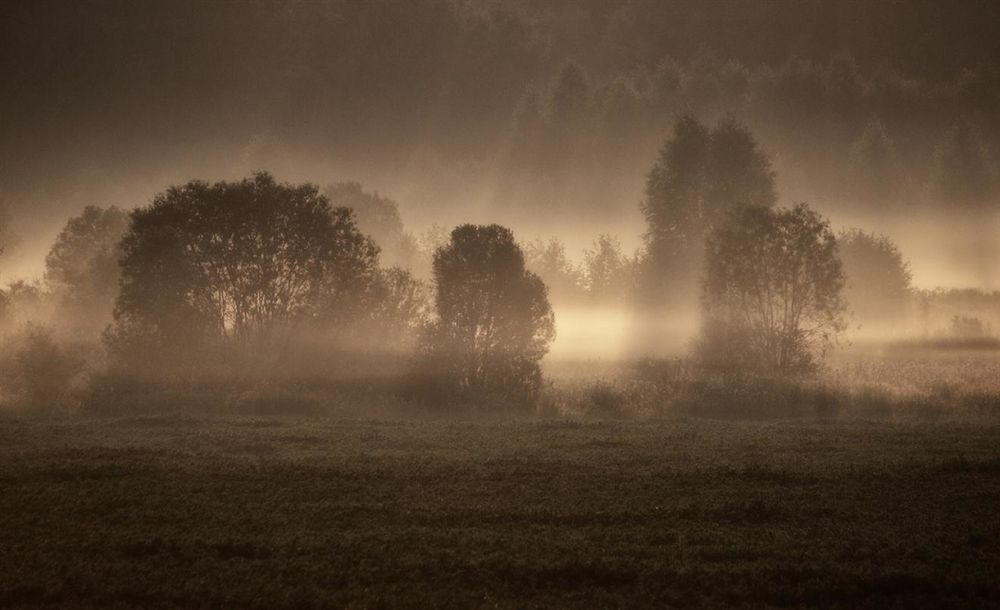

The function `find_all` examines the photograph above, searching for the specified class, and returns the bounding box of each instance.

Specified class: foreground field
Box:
[1,417,999,608]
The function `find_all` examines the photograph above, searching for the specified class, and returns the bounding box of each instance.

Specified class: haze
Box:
[3,0,999,292]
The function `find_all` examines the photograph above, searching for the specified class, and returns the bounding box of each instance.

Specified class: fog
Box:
[2,1,1000,414]
[4,1,1000,283]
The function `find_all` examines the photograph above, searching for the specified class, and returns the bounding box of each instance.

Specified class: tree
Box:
[0,281,50,334]
[837,228,912,326]
[107,172,380,368]
[700,203,846,372]
[45,206,130,337]
[847,118,900,207]
[703,119,778,223]
[640,115,776,305]
[932,121,996,207]
[523,238,584,304]
[0,324,82,411]
[583,234,634,303]
[424,225,555,402]
[364,266,430,350]
[323,182,417,268]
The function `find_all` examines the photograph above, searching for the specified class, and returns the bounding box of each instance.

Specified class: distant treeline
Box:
[4,1,1000,224]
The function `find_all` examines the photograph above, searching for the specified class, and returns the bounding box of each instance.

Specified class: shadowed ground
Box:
[1,417,998,608]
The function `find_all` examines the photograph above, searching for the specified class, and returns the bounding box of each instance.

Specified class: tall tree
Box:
[640,116,776,305]
[424,225,555,403]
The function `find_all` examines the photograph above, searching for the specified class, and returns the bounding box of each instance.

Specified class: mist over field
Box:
[2,2,1000,607]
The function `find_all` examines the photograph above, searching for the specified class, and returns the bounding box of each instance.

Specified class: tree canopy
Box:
[838,228,912,326]
[108,172,380,366]
[323,182,416,268]
[424,224,555,402]
[640,115,776,305]
[45,206,130,337]
[701,203,846,372]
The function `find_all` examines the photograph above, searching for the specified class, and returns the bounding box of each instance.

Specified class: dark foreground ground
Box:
[1,417,999,608]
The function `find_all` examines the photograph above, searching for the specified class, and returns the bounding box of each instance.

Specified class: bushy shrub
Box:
[0,325,85,413]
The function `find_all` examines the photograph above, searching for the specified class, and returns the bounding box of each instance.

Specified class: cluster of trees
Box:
[0,174,559,412]
[521,235,639,306]
[502,51,1000,222]
[8,1,1000,238]
[0,111,987,413]
[103,173,558,404]
[634,116,917,370]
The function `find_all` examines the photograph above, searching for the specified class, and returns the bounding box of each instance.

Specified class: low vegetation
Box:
[0,417,997,608]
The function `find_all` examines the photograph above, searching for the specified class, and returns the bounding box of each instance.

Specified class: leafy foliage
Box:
[423,224,555,403]
[107,172,381,370]
[701,204,846,372]
[45,206,130,337]
[583,234,636,303]
[640,116,776,305]
[323,182,417,268]
[838,228,912,326]
[0,324,83,411]
[523,238,584,304]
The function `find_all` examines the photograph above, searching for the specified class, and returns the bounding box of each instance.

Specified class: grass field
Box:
[1,416,999,608]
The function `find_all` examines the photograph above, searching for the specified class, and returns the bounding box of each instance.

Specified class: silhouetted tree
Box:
[323,182,417,268]
[700,203,846,372]
[704,119,778,214]
[44,206,129,337]
[424,225,555,403]
[107,172,380,369]
[640,116,776,305]
[838,229,912,326]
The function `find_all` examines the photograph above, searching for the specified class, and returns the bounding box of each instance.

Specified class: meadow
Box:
[2,414,999,608]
